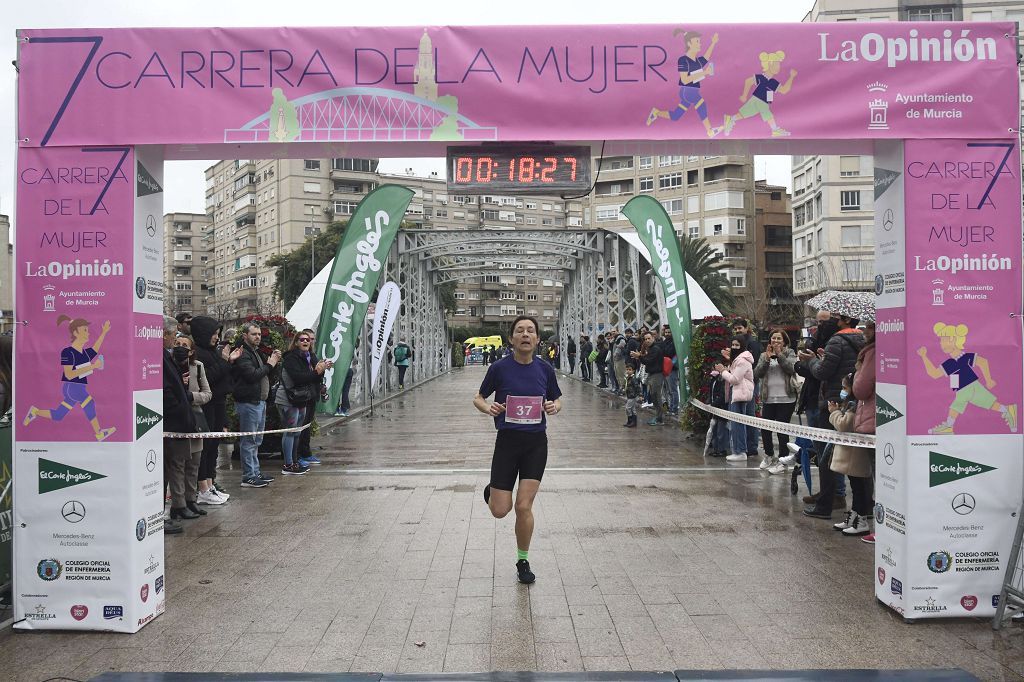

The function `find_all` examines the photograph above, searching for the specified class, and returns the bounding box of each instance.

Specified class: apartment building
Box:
[796,0,1024,300]
[583,154,762,308]
[753,181,799,326]
[0,214,11,332]
[201,158,583,328]
[163,212,211,317]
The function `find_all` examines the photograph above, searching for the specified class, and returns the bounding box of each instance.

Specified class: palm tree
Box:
[678,236,736,312]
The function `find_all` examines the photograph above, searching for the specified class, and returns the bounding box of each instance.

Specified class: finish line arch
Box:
[11,21,1023,631]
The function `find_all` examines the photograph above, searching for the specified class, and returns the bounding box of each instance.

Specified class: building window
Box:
[331,158,378,173]
[687,196,699,214]
[525,216,538,225]
[639,156,653,169]
[304,160,321,171]
[455,292,466,299]
[735,218,746,235]
[659,155,682,167]
[712,222,723,236]
[303,182,322,193]
[660,199,684,215]
[765,252,792,273]
[705,191,745,210]
[906,6,954,21]
[637,177,653,193]
[728,270,746,288]
[688,221,699,239]
[839,156,860,177]
[484,275,500,283]
[841,224,863,247]
[525,201,537,210]
[659,172,683,190]
[596,206,622,222]
[527,293,538,301]
[482,209,500,220]
[840,190,861,211]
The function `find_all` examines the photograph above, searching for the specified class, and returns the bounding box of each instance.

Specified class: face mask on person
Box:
[817,319,838,339]
[172,346,190,364]
[840,389,850,401]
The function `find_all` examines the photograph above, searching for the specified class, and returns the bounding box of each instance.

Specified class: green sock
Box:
[517,549,529,562]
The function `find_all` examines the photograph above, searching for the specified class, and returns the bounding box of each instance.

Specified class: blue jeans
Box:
[808,404,846,497]
[729,400,754,455]
[236,401,266,479]
[712,416,730,453]
[665,369,679,413]
[279,404,305,466]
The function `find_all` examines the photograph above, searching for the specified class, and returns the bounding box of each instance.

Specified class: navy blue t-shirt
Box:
[479,356,562,432]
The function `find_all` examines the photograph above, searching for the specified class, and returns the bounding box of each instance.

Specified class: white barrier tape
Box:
[689,398,877,448]
[163,423,312,439]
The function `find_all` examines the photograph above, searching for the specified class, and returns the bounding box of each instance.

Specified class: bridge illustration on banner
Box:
[224,87,499,143]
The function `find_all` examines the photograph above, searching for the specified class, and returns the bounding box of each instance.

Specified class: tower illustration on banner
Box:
[868,82,889,130]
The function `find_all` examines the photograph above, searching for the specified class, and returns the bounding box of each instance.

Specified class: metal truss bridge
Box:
[334,228,668,411]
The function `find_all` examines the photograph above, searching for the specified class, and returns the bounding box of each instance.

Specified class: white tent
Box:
[285,230,722,330]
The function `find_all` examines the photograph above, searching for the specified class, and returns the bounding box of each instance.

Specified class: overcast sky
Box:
[1,0,812,216]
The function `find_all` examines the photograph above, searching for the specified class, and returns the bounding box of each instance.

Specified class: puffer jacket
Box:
[809,329,864,403]
[722,350,755,403]
[190,316,233,400]
[853,343,876,434]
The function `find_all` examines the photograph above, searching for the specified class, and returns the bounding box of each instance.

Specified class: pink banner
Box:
[16,147,136,443]
[17,23,1019,151]
[904,139,1023,437]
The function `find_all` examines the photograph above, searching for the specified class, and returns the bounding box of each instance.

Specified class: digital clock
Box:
[446,145,592,195]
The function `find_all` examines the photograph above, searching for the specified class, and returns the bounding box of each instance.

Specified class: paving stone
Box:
[0,371,1014,679]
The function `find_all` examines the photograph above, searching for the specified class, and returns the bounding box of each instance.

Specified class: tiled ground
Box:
[0,367,1022,681]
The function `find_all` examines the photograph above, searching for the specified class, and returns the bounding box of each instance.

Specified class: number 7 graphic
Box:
[24,36,104,147]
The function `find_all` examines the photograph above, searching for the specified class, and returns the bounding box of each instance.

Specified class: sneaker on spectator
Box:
[833,510,853,531]
[641,402,653,409]
[241,477,268,488]
[301,455,322,465]
[861,533,876,544]
[779,445,798,466]
[257,473,275,483]
[282,463,309,475]
[843,514,871,536]
[197,489,225,505]
[725,453,747,462]
[767,461,786,475]
[213,482,230,499]
[759,456,771,470]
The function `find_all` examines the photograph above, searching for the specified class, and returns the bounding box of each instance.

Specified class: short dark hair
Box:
[730,335,749,354]
[841,315,861,328]
[508,315,540,338]
[733,318,749,328]
[175,313,192,324]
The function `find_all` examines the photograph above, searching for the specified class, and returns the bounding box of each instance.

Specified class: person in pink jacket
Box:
[853,322,875,436]
[851,321,876,542]
[715,335,755,462]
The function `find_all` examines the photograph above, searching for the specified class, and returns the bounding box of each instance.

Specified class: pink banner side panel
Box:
[903,139,1023,437]
[17,23,1019,149]
[16,147,135,443]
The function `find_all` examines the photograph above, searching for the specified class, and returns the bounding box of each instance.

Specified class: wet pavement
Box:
[1,366,1022,681]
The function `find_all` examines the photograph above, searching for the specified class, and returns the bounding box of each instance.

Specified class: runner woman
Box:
[23,314,116,441]
[474,315,562,584]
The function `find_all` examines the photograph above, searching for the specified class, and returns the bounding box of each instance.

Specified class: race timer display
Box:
[446,145,592,194]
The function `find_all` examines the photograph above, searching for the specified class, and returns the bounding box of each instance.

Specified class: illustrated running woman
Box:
[646,30,723,138]
[918,321,1018,434]
[23,315,116,441]
[722,51,797,137]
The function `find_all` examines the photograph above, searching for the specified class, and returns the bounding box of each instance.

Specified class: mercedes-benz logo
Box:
[146,450,157,472]
[952,493,976,516]
[883,444,895,465]
[883,208,894,231]
[145,215,157,238]
[61,500,85,523]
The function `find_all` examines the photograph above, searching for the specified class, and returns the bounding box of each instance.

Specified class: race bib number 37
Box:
[505,395,544,424]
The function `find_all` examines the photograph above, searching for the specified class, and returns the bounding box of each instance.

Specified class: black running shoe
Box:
[516,559,535,584]
[483,484,491,504]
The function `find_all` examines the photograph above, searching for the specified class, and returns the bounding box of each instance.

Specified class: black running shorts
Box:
[490,429,548,491]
